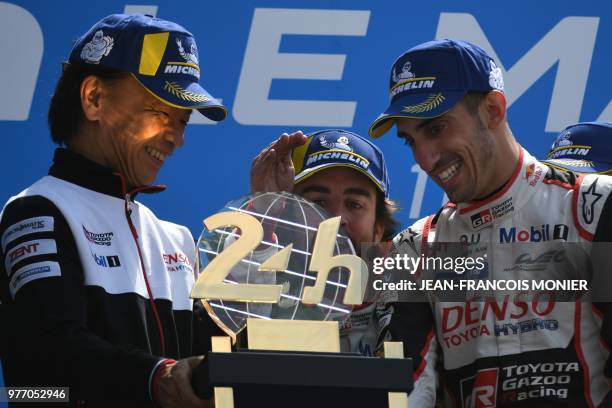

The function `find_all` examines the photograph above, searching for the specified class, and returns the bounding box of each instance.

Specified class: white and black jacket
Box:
[0,149,220,406]
[378,148,612,407]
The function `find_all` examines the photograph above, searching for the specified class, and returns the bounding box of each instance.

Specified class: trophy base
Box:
[233,384,388,408]
[194,347,413,408]
[190,322,412,407]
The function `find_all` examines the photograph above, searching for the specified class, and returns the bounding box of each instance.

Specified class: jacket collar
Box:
[48,148,165,200]
[455,147,549,231]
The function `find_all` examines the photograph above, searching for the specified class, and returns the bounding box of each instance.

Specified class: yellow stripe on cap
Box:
[291,137,312,173]
[139,32,170,76]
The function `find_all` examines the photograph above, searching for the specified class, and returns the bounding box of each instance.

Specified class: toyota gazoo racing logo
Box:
[461,368,498,408]
[82,225,114,246]
[499,361,576,403]
[470,198,514,228]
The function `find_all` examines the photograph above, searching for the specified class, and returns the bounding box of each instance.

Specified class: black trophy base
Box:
[234,384,388,407]
[193,349,413,407]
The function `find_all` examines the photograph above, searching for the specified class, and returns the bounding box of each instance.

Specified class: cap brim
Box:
[134,74,227,121]
[294,163,386,196]
[368,90,465,138]
[541,159,612,174]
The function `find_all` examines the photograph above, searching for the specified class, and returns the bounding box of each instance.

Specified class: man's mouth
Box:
[145,146,168,163]
[434,160,461,185]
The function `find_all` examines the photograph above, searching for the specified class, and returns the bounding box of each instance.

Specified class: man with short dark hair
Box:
[0,14,225,407]
[250,129,398,355]
[370,40,612,406]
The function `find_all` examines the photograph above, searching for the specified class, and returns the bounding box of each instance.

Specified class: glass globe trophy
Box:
[191,192,412,408]
[192,192,365,349]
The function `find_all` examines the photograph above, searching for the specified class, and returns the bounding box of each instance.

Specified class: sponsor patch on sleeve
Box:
[576,175,609,239]
[1,216,54,252]
[9,260,61,298]
[4,239,57,274]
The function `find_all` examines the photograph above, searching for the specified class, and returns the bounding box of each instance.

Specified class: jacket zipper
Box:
[116,174,167,356]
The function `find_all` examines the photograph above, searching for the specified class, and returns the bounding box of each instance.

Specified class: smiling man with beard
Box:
[370,40,612,407]
[0,14,226,408]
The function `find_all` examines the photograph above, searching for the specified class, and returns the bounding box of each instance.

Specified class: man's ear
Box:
[482,90,507,130]
[80,75,104,121]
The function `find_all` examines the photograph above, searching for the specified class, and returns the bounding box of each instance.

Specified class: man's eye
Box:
[347,201,363,210]
[429,123,445,136]
[403,137,415,147]
[148,109,169,118]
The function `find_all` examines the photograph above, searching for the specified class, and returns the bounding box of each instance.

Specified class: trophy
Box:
[192,192,413,407]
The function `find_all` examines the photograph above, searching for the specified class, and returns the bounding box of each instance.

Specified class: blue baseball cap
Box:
[542,122,612,174]
[68,14,226,121]
[292,130,390,197]
[369,39,504,138]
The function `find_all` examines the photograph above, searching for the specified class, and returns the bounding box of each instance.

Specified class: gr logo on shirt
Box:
[461,368,499,408]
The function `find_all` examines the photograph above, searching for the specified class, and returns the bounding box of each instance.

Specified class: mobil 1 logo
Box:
[499,224,568,244]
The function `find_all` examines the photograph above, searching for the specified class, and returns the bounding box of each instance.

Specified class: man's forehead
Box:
[396,104,464,136]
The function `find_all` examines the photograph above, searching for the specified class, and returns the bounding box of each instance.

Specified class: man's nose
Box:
[326,204,349,229]
[413,142,440,173]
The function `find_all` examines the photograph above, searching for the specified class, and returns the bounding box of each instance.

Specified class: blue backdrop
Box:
[0,0,610,399]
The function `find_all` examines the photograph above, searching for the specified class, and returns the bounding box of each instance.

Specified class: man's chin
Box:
[444,186,474,204]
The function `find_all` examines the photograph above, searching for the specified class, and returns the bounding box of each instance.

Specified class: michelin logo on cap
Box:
[305,134,370,170]
[389,60,436,99]
[547,129,592,159]
[488,60,504,91]
[164,37,200,79]
[176,38,198,65]
[80,30,114,64]
[306,151,370,171]
[319,135,352,152]
[392,61,415,82]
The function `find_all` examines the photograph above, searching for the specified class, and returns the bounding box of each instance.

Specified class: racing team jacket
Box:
[378,147,612,407]
[0,149,220,406]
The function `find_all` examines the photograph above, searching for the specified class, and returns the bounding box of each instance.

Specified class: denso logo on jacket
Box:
[163,251,193,273]
[440,293,557,349]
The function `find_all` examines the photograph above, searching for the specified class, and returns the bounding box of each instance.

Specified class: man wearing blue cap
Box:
[543,122,612,174]
[250,129,398,356]
[370,40,612,406]
[0,14,225,407]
